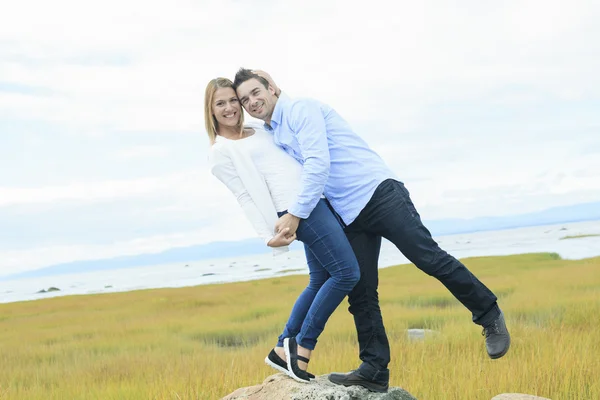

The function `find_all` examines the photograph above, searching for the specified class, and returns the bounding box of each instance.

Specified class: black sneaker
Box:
[328,369,389,393]
[482,310,511,359]
[264,348,315,379]
[283,337,311,383]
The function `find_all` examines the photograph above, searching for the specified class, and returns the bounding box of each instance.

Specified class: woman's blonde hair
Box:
[204,77,245,144]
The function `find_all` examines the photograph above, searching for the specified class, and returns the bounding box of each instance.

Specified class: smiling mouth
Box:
[223,111,237,119]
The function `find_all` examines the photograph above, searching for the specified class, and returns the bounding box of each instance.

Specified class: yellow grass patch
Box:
[1,253,598,399]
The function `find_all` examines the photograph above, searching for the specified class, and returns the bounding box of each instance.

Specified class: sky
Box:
[1,0,600,275]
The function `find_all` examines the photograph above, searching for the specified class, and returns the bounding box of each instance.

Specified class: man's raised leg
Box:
[357,179,510,359]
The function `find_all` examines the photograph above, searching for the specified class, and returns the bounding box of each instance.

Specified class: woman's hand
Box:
[252,69,281,97]
[267,227,296,247]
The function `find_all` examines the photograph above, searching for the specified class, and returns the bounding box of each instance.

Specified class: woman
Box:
[205,76,360,383]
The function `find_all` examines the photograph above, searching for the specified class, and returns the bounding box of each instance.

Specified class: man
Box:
[233,69,510,393]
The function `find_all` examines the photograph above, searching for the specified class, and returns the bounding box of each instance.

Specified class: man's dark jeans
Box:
[343,179,500,382]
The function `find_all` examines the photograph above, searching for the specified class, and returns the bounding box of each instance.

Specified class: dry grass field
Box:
[1,253,598,399]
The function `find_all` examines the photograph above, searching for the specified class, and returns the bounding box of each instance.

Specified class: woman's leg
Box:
[293,200,360,353]
[276,244,329,351]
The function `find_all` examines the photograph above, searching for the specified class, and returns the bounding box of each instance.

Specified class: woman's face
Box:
[213,87,241,128]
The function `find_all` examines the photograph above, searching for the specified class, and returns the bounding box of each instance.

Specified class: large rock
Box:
[221,373,416,400]
[491,394,551,400]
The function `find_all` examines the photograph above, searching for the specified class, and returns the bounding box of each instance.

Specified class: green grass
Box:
[559,233,600,240]
[0,253,599,399]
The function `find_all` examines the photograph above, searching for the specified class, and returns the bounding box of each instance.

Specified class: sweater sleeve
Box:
[209,146,274,245]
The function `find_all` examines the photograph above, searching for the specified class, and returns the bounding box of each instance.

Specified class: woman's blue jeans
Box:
[276,199,360,350]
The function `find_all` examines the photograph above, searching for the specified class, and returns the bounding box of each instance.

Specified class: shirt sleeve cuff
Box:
[287,204,310,219]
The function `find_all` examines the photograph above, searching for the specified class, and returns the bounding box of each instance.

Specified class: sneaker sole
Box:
[265,353,315,380]
[283,338,310,383]
[264,356,288,374]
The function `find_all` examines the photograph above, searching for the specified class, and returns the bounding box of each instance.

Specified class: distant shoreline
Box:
[2,217,600,282]
[3,251,600,307]
[1,220,600,305]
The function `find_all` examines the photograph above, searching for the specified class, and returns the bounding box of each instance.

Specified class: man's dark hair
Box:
[232,68,270,91]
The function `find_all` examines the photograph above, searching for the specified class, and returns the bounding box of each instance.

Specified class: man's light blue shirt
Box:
[265,95,397,225]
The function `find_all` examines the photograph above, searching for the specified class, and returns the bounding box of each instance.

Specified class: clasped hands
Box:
[267,213,300,248]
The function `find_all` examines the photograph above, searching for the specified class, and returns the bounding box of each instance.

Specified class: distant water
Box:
[1,220,599,304]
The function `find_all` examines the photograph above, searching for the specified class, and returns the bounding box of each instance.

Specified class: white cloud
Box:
[2,1,599,132]
[114,145,170,160]
[1,0,599,271]
[0,169,219,207]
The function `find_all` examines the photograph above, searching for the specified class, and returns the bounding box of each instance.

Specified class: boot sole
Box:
[489,338,511,359]
[328,375,389,393]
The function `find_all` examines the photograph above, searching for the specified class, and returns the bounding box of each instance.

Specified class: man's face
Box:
[236,78,277,122]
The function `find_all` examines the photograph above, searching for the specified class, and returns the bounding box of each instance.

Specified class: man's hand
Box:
[267,228,296,247]
[275,213,300,237]
[252,69,281,97]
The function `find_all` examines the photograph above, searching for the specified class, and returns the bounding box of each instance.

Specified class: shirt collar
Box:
[267,95,287,129]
